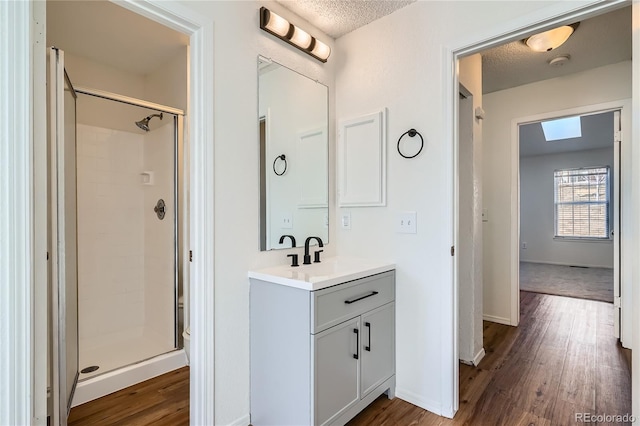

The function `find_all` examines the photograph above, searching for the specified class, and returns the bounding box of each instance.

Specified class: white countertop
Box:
[248,256,395,291]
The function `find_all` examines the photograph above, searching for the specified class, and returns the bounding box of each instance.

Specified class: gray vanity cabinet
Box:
[250,270,395,426]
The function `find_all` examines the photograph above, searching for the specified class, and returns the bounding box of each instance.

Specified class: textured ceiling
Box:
[275,0,416,39]
[482,5,631,94]
[520,111,613,158]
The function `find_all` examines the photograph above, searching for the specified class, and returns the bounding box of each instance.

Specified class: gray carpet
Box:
[519,262,614,303]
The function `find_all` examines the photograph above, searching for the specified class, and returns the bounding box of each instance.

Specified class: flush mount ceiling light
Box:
[260,7,331,63]
[524,23,579,52]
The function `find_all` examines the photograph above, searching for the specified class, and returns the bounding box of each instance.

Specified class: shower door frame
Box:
[74,86,185,358]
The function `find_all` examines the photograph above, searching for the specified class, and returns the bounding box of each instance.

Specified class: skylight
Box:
[541,116,582,141]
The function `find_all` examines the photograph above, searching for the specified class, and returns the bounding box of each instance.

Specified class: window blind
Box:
[554,166,610,239]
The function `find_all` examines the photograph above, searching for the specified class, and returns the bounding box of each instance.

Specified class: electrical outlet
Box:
[281,212,293,229]
[341,212,351,230]
[482,208,489,222]
[397,211,417,234]
[522,242,527,249]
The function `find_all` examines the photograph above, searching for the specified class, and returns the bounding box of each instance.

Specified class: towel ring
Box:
[273,154,287,176]
[397,129,424,159]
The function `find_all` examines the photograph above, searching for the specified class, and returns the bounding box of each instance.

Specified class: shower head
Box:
[135,113,163,132]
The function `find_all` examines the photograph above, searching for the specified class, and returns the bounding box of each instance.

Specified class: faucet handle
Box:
[313,250,323,263]
[287,254,299,267]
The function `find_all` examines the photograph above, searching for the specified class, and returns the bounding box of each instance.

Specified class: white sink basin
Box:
[248,256,395,291]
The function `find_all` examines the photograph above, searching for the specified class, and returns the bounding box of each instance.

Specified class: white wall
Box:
[458,54,484,365]
[178,1,338,423]
[520,148,614,268]
[483,61,631,324]
[144,46,188,112]
[334,0,599,417]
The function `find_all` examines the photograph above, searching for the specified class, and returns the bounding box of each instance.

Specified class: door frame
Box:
[445,0,635,417]
[512,101,630,346]
[22,0,216,424]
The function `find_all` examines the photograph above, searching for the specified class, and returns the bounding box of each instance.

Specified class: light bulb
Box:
[264,10,290,38]
[310,39,331,61]
[290,26,312,49]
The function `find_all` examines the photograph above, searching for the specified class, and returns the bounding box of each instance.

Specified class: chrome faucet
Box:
[303,236,324,265]
[279,234,296,247]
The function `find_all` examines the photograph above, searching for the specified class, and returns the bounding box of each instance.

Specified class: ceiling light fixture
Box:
[260,7,331,63]
[524,23,579,52]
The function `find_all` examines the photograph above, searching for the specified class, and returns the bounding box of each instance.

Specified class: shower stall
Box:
[70,87,186,406]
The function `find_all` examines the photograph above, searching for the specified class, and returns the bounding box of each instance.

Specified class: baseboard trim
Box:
[473,348,486,366]
[395,387,445,417]
[483,314,512,326]
[520,260,613,269]
[226,414,250,426]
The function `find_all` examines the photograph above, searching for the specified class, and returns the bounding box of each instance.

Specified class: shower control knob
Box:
[154,199,166,220]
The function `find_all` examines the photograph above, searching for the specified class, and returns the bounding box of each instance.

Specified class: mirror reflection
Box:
[258,57,329,251]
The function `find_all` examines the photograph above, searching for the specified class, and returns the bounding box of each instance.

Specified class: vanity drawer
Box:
[311,271,394,333]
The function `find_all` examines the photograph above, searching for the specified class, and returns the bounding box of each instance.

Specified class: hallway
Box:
[349,291,631,425]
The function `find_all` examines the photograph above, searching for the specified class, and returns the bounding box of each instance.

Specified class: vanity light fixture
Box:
[524,23,579,52]
[260,7,331,63]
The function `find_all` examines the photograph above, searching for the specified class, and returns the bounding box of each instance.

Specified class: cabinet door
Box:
[361,303,395,397]
[314,317,360,425]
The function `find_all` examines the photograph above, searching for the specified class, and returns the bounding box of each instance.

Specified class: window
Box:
[554,166,610,239]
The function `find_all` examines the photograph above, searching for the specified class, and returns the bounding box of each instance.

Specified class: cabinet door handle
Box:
[365,322,371,351]
[345,291,379,304]
[353,328,359,360]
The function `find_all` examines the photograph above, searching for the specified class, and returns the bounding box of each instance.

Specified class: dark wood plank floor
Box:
[69,292,630,426]
[348,291,631,426]
[68,366,189,426]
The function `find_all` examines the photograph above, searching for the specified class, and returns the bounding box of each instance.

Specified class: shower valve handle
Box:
[154,199,166,220]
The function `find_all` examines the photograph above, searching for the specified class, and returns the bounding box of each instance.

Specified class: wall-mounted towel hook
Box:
[273,154,287,176]
[397,128,424,159]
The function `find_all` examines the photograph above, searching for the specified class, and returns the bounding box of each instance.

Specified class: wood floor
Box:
[68,367,189,426]
[68,292,630,426]
[348,291,631,425]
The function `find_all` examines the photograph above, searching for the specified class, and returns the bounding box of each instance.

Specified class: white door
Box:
[613,110,621,339]
[49,47,79,426]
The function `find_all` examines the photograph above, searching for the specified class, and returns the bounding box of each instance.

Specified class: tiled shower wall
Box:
[77,123,175,348]
[77,124,145,340]
[143,121,175,347]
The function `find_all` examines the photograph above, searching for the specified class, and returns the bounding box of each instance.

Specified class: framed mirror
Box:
[258,57,329,251]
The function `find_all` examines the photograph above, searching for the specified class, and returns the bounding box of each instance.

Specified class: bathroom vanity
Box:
[249,257,395,425]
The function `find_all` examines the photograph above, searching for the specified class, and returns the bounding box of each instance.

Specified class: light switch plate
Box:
[397,211,417,234]
[482,208,488,222]
[341,212,351,230]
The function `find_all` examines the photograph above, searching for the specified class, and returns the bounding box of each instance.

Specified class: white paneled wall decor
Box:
[338,109,387,207]
[297,128,328,208]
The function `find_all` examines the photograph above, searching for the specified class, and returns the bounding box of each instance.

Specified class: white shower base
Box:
[72,326,186,407]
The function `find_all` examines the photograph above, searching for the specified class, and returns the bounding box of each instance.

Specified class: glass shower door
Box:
[48,46,79,426]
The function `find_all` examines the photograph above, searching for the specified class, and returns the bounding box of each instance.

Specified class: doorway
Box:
[48,46,187,425]
[518,110,619,308]
[451,1,634,416]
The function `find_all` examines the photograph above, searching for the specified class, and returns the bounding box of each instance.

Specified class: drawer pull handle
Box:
[365,322,371,351]
[344,291,379,304]
[353,328,359,360]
